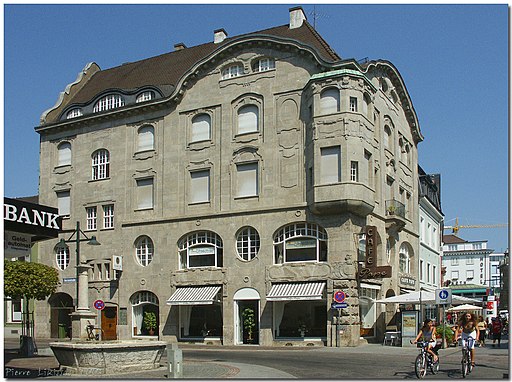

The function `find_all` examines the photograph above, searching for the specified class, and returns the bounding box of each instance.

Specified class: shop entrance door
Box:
[233,287,260,345]
[101,307,117,340]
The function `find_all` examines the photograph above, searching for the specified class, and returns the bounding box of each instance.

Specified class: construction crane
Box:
[444,217,508,235]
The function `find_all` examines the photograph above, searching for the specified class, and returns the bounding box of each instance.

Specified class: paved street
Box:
[4,336,509,379]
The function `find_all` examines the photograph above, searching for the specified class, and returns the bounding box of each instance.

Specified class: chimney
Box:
[214,29,227,44]
[289,6,307,29]
[174,43,187,51]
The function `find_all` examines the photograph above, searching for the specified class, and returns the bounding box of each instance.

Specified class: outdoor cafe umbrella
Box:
[446,304,483,312]
[375,290,479,305]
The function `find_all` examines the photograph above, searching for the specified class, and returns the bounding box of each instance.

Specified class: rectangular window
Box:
[451,258,459,266]
[190,170,210,204]
[420,260,424,281]
[350,161,359,182]
[136,178,154,210]
[236,162,258,197]
[432,265,437,285]
[451,270,459,279]
[86,207,97,231]
[427,263,431,283]
[448,244,457,251]
[350,97,358,112]
[57,190,70,216]
[320,146,341,184]
[466,257,474,265]
[103,204,114,229]
[466,270,474,279]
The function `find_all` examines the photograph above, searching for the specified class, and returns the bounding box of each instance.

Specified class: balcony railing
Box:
[385,199,406,219]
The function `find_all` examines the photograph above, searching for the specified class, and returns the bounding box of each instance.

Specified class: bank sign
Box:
[4,197,61,245]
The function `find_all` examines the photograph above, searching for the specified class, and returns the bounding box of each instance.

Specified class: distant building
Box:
[34,7,424,346]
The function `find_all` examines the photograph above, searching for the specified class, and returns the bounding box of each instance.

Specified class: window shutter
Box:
[137,178,154,209]
[137,126,154,151]
[192,115,211,142]
[238,105,258,134]
[57,191,70,216]
[237,163,258,197]
[320,89,339,114]
[58,143,71,166]
[190,170,210,203]
[320,146,341,184]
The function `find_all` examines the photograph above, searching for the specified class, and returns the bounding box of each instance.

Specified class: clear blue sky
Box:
[4,3,509,252]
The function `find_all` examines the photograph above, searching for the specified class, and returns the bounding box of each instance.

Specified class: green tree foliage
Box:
[4,260,60,300]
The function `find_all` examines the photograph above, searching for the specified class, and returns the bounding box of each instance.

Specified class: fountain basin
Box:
[49,340,166,375]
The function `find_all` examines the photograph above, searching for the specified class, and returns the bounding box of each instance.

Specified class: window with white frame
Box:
[350,161,359,182]
[135,236,154,266]
[432,265,437,285]
[66,108,83,119]
[466,257,474,265]
[103,204,114,229]
[57,142,72,166]
[56,245,70,270]
[86,207,97,231]
[349,97,358,112]
[92,149,110,180]
[136,91,154,103]
[57,190,70,216]
[190,170,210,204]
[273,222,327,264]
[253,58,275,72]
[236,162,258,197]
[136,178,154,210]
[221,64,243,79]
[320,88,339,114]
[451,270,459,280]
[320,146,341,184]
[236,226,260,261]
[466,270,474,279]
[93,94,125,113]
[398,243,411,274]
[191,114,211,142]
[451,258,459,266]
[448,244,457,251]
[178,231,223,269]
[137,125,154,152]
[237,105,259,134]
[473,243,482,250]
[427,263,431,283]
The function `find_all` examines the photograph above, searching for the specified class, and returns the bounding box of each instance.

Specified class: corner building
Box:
[35,7,423,346]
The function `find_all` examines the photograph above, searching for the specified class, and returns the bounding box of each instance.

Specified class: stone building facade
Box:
[34,7,423,346]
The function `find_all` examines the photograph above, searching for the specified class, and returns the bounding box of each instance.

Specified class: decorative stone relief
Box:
[331,253,356,279]
[171,268,225,285]
[267,262,331,281]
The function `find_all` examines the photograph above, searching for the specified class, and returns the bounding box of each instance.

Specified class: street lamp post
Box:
[56,221,100,339]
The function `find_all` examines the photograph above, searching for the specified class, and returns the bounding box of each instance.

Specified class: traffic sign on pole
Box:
[334,290,346,303]
[94,299,105,310]
[435,288,452,305]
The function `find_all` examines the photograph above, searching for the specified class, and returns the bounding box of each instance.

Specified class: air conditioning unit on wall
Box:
[112,255,123,271]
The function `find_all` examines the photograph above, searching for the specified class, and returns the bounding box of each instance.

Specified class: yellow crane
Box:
[444,217,508,235]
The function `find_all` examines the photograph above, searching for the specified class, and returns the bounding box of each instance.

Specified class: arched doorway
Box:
[130,291,159,337]
[48,293,73,338]
[234,288,260,345]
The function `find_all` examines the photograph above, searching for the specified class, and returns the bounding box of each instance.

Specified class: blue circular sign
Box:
[439,290,449,299]
[94,299,105,310]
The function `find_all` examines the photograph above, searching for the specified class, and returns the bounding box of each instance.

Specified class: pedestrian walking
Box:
[491,317,502,347]
[476,316,487,347]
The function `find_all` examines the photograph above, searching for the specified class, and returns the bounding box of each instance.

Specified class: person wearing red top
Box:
[491,317,503,347]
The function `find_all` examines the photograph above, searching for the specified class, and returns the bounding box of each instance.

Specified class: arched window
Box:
[92,149,110,180]
[191,114,211,142]
[178,231,223,269]
[130,291,159,337]
[66,108,82,119]
[136,91,154,103]
[57,142,71,166]
[137,125,154,152]
[55,245,70,270]
[135,236,154,267]
[252,58,275,72]
[384,125,392,151]
[93,94,125,113]
[320,88,340,114]
[237,105,259,134]
[222,64,243,79]
[236,227,260,261]
[399,243,412,274]
[273,222,327,264]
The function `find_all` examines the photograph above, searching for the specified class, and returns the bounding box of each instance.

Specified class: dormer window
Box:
[93,94,125,113]
[66,108,83,119]
[253,58,275,72]
[222,64,243,80]
[136,91,154,103]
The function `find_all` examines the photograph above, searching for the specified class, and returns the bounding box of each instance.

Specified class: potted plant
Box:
[242,307,256,342]
[143,311,157,336]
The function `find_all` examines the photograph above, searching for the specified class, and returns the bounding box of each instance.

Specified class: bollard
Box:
[166,343,183,379]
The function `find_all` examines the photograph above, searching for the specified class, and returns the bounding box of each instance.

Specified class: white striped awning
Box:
[166,286,221,305]
[266,282,326,301]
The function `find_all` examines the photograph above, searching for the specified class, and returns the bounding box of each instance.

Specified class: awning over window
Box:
[166,286,221,305]
[266,282,325,301]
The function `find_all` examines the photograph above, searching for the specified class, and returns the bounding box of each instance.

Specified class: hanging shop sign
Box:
[4,231,32,258]
[357,225,392,279]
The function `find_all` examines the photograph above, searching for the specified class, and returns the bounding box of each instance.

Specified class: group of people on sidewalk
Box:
[412,313,508,369]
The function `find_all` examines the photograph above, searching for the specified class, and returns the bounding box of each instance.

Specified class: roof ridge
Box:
[302,20,341,61]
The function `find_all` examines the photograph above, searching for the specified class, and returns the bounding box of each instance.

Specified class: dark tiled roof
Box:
[443,235,467,244]
[66,22,340,106]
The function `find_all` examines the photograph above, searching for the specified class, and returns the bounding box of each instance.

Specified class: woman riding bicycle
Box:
[456,312,480,367]
[412,318,438,362]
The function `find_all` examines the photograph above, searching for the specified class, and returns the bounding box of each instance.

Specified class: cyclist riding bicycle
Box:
[412,318,438,363]
[456,312,480,367]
